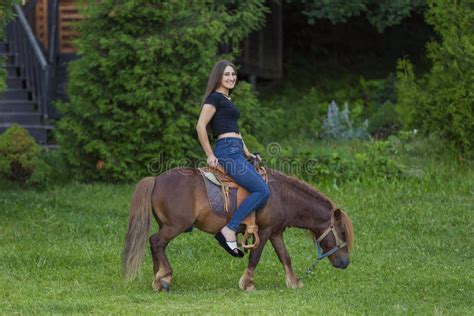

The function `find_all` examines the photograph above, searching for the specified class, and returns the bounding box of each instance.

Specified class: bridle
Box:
[301,210,348,279]
[315,211,347,260]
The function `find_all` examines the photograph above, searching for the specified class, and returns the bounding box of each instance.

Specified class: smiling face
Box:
[219,65,237,91]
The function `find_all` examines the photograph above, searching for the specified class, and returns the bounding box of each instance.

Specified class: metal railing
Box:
[6,4,51,120]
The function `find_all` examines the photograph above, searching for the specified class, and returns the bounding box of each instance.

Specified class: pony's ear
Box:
[334,208,342,221]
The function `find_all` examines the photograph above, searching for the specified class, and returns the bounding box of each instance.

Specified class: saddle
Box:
[198,156,268,250]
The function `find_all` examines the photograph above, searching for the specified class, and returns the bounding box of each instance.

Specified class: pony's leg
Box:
[149,233,160,276]
[270,233,304,289]
[239,228,272,292]
[149,225,185,292]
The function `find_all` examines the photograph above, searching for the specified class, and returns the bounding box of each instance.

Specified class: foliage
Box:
[395,60,425,129]
[40,148,73,184]
[0,0,16,93]
[0,124,50,186]
[396,0,474,156]
[56,0,268,182]
[259,73,398,142]
[368,100,401,138]
[323,100,369,140]
[358,73,397,115]
[265,139,406,186]
[230,81,267,154]
[230,82,261,138]
[257,86,326,142]
[295,0,426,32]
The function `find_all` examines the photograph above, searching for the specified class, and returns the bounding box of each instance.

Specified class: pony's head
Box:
[313,208,354,269]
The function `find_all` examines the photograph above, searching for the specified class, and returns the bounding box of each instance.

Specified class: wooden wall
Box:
[58,0,81,53]
[34,0,48,49]
[33,0,82,53]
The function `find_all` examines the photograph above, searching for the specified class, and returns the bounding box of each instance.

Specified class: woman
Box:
[196,60,270,258]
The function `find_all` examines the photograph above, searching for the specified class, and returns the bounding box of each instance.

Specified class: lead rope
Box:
[299,210,349,280]
[300,257,320,280]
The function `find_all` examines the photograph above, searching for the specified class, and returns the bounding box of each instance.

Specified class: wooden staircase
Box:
[0,41,53,144]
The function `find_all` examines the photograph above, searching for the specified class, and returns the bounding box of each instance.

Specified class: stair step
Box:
[2,65,23,77]
[0,100,36,112]
[0,53,17,64]
[0,43,8,53]
[6,77,26,89]
[0,99,35,105]
[0,89,30,100]
[0,123,53,145]
[0,112,42,124]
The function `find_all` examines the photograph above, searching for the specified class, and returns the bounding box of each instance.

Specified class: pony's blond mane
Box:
[340,210,354,252]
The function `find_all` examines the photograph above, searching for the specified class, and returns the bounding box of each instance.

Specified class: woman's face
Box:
[219,66,237,90]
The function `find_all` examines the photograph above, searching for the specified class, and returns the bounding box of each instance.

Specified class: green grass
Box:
[0,150,472,314]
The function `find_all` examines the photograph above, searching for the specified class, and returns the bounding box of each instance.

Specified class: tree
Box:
[56,0,268,181]
[296,0,426,32]
[396,0,474,156]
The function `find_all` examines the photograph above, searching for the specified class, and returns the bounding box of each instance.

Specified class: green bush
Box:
[0,124,50,185]
[40,148,73,184]
[259,85,335,142]
[396,0,474,156]
[56,0,267,181]
[368,100,401,138]
[259,72,400,143]
[323,100,369,140]
[265,139,405,185]
[358,73,397,117]
[230,81,266,154]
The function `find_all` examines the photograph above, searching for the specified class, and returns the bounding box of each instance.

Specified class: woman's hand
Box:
[207,153,219,168]
[247,152,256,159]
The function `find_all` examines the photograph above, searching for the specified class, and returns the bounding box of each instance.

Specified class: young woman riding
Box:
[196,60,270,258]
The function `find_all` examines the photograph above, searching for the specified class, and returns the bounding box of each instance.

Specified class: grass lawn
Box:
[0,149,472,314]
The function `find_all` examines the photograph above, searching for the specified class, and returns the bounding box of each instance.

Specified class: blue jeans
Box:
[214,137,270,232]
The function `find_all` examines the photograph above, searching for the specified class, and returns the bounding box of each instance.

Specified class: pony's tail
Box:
[122,177,156,281]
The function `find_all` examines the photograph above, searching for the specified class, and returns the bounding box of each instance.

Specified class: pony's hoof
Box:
[152,277,171,292]
[286,277,304,289]
[239,277,256,291]
[244,283,256,292]
[152,278,162,292]
[160,278,171,292]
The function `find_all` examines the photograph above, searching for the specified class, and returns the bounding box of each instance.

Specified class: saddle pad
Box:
[200,170,221,186]
[200,173,237,218]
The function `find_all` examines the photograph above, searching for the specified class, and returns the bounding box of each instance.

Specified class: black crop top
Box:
[204,91,241,138]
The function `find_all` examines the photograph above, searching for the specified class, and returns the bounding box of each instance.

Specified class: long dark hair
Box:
[201,60,237,105]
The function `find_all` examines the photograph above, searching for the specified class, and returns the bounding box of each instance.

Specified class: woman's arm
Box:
[242,139,256,159]
[196,104,218,167]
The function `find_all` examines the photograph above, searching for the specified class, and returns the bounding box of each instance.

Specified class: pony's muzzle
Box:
[334,256,350,269]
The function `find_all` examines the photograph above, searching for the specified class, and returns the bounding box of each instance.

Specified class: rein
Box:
[301,210,347,279]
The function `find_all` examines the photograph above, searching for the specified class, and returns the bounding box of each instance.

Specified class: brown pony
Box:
[122,167,354,291]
